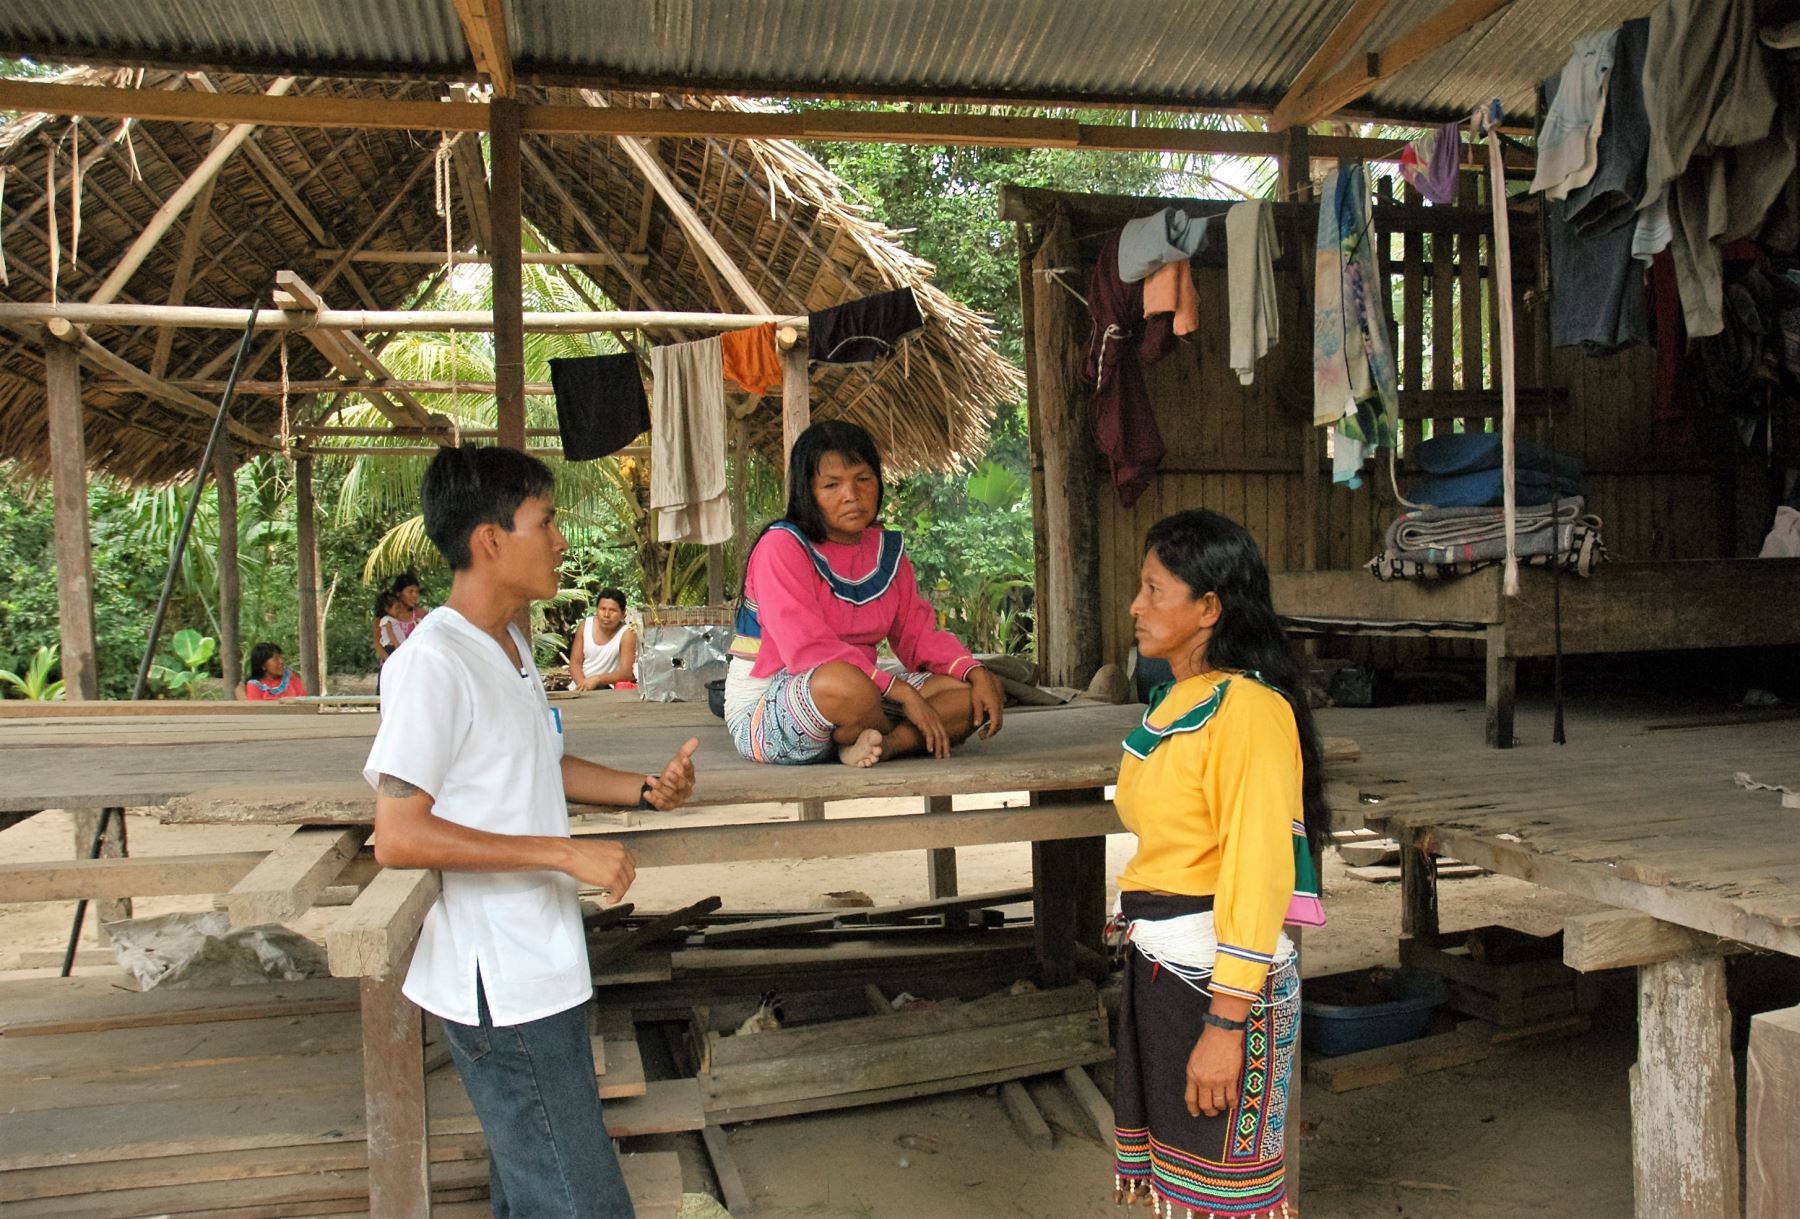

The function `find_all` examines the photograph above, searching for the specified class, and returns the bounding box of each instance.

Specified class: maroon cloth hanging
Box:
[1082,230,1177,506]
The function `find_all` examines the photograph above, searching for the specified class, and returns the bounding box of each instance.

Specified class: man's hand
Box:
[643,737,700,810]
[969,667,1006,740]
[561,838,637,899]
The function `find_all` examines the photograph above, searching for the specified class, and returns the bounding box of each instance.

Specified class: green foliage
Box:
[149,629,218,699]
[891,459,1036,656]
[0,644,65,701]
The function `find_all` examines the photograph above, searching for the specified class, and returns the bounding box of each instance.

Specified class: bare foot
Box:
[837,728,884,768]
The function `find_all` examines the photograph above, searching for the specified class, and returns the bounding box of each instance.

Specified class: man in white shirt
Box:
[365,446,698,1219]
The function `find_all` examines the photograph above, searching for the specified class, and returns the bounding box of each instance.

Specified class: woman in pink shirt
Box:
[725,421,1006,767]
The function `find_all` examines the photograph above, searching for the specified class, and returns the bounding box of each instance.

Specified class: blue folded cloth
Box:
[1406,466,1584,509]
[1412,432,1584,481]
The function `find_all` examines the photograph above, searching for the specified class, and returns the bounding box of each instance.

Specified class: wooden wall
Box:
[1010,184,1748,675]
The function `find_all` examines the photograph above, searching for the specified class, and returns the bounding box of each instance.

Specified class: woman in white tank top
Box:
[568,588,638,691]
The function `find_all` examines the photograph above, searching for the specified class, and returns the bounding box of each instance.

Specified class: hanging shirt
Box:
[1313,165,1400,488]
[650,337,731,544]
[808,288,925,364]
[1398,122,1462,205]
[1227,201,1280,386]
[1114,672,1303,1001]
[1083,229,1175,506]
[1531,29,1619,200]
[1141,259,1199,336]
[362,607,587,1029]
[549,353,650,462]
[721,322,783,397]
[1117,207,1212,283]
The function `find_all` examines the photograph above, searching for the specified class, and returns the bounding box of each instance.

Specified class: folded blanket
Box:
[1386,499,1586,556]
[1369,517,1607,581]
[1407,467,1584,509]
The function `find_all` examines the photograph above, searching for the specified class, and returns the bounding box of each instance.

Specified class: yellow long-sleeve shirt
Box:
[1114,671,1300,1000]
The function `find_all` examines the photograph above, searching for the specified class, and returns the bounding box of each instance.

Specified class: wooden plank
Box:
[1272,566,1503,626]
[1563,909,1744,972]
[700,1125,754,1217]
[590,896,722,969]
[603,1077,706,1135]
[226,827,369,926]
[0,852,268,902]
[598,1035,647,1100]
[699,887,1031,945]
[1061,1064,1115,1140]
[1305,1015,1588,1092]
[1000,1079,1054,1151]
[1270,0,1396,131]
[360,972,429,1219]
[0,977,360,1038]
[326,868,440,979]
[1748,1004,1800,1219]
[2,1159,487,1218]
[1632,955,1739,1219]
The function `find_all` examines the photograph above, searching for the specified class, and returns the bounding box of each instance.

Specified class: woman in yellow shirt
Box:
[1110,509,1327,1219]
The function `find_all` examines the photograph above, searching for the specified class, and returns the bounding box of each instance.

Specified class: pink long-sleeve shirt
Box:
[731,524,983,694]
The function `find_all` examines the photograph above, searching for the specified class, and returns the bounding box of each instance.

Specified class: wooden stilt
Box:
[1484,625,1516,748]
[294,456,322,697]
[44,337,99,702]
[1748,1004,1800,1219]
[360,971,430,1219]
[1400,828,1439,939]
[489,96,526,450]
[780,344,809,492]
[1632,954,1739,1219]
[214,440,242,697]
[1031,788,1108,986]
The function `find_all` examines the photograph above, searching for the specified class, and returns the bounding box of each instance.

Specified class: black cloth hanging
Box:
[549,354,650,461]
[808,287,925,364]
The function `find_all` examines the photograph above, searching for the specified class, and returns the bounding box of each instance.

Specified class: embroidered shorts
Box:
[727,667,932,765]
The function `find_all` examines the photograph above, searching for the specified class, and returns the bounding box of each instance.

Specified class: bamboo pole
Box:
[0,303,807,333]
[490,96,527,450]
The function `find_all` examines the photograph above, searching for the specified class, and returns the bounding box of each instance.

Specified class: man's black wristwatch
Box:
[636,779,655,811]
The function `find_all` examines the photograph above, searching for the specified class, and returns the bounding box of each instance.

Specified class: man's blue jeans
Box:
[441,978,636,1219]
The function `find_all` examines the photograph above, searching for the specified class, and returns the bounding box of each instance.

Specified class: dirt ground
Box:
[1,803,1632,1218]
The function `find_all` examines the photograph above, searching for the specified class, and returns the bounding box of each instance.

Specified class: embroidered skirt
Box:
[1113,903,1301,1219]
[727,666,933,765]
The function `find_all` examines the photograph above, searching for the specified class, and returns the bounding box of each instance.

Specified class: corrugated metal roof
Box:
[0,0,1660,120]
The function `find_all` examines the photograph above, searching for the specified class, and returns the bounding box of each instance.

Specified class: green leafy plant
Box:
[148,629,218,699]
[0,644,65,700]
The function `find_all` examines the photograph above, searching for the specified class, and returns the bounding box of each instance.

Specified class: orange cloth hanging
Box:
[1142,260,1198,337]
[720,322,783,397]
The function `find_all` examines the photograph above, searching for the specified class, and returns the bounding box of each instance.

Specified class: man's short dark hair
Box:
[421,446,556,571]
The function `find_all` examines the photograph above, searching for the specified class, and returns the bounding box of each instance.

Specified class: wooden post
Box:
[1280,130,1322,575]
[1031,788,1108,986]
[780,344,809,494]
[44,337,99,702]
[1031,210,1102,688]
[1399,828,1439,938]
[731,419,750,587]
[1016,221,1053,667]
[1484,624,1516,748]
[489,95,526,450]
[706,545,725,605]
[361,971,430,1219]
[1748,1004,1800,1218]
[214,440,242,697]
[294,456,323,697]
[923,795,961,928]
[1632,954,1739,1219]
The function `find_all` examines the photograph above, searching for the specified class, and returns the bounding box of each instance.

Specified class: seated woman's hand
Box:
[893,684,952,759]
[969,667,1005,739]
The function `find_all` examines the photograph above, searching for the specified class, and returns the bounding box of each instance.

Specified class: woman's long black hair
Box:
[1143,509,1329,857]
[247,641,283,684]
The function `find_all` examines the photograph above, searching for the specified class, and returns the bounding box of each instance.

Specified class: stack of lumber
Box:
[1331,828,1485,880]
[0,976,694,1218]
[686,979,1112,1125]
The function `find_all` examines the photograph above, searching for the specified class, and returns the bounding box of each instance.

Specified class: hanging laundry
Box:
[1545,24,1650,355]
[1141,259,1198,336]
[1645,249,1698,442]
[1398,123,1462,205]
[1227,202,1280,386]
[1564,19,1651,239]
[1117,207,1213,283]
[1638,0,1797,337]
[1082,229,1177,506]
[1312,165,1399,489]
[808,287,924,364]
[721,321,783,397]
[549,353,650,462]
[650,337,732,545]
[1531,29,1618,200]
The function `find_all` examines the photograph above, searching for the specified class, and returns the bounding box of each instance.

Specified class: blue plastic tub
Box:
[1301,967,1447,1057]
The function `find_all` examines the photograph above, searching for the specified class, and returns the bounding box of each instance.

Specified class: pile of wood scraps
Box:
[1332,827,1486,881]
[0,975,692,1219]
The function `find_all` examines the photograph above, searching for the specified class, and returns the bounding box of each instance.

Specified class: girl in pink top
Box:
[725,421,1005,767]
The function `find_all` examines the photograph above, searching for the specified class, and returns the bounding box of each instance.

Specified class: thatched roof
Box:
[0,68,1022,483]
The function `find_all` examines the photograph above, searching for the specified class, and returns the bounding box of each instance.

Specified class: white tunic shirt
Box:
[362,607,590,1027]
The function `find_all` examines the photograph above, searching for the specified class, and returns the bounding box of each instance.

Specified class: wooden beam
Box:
[225,826,371,927]
[327,867,440,978]
[294,455,322,697]
[780,344,809,491]
[0,851,267,902]
[453,0,515,97]
[316,248,642,268]
[214,439,242,696]
[43,337,100,703]
[1271,0,1396,132]
[87,77,297,306]
[274,271,438,430]
[517,140,673,315]
[361,971,430,1219]
[490,96,526,448]
[1748,1005,1800,1219]
[1563,910,1745,972]
[0,302,806,333]
[150,134,221,378]
[1632,954,1740,1218]
[1276,0,1514,130]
